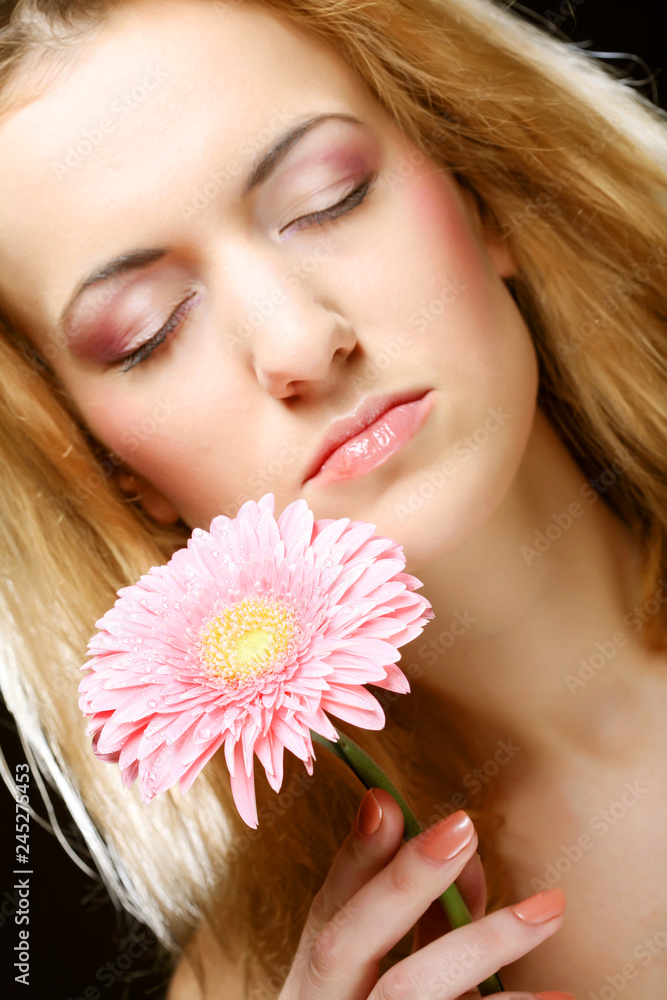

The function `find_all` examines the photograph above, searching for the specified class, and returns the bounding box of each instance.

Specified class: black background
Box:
[1,2,664,998]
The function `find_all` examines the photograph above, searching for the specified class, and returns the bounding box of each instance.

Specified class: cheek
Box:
[69,382,180,467]
[398,167,523,368]
[352,163,493,376]
[385,164,503,336]
[68,370,256,523]
[406,169,482,272]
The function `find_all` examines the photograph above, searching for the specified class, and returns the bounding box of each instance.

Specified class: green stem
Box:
[311,727,504,997]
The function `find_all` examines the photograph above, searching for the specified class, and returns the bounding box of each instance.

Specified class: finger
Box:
[368,888,567,1000]
[412,897,452,953]
[412,850,487,953]
[303,787,406,938]
[298,810,479,999]
[283,788,405,999]
[456,994,574,1000]
[455,851,487,920]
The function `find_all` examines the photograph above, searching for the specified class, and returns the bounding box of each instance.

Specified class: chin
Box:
[359,489,491,573]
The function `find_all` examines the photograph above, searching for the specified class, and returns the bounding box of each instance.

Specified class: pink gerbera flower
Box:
[79,493,433,827]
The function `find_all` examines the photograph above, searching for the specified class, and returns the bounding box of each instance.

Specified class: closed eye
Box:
[118,291,200,372]
[279,172,376,235]
[116,172,377,371]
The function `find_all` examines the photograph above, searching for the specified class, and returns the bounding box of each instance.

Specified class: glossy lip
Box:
[303,387,433,484]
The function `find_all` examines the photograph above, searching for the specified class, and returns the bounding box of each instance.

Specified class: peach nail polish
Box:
[511,888,566,924]
[534,993,576,1000]
[421,810,474,861]
[356,789,382,836]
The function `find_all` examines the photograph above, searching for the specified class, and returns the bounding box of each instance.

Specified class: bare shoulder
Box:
[166,922,247,1000]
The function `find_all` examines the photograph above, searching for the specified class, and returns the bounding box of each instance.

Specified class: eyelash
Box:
[117,174,376,372]
[281,173,375,234]
[119,292,199,372]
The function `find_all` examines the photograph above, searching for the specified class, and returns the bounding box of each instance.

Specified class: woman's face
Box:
[0,0,538,566]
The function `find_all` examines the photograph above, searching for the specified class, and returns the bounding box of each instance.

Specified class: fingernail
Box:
[421,810,474,861]
[534,993,576,999]
[356,789,382,836]
[511,888,566,924]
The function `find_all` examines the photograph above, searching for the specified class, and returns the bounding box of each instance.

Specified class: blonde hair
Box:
[1,0,667,992]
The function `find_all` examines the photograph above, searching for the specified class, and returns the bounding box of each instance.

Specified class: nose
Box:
[230,252,357,398]
[255,307,357,398]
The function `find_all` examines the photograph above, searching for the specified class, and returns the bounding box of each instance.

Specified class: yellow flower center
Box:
[198,596,298,686]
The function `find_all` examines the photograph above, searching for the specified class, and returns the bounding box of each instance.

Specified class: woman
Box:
[0,0,665,996]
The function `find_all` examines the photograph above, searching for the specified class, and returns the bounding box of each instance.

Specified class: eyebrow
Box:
[58,112,363,334]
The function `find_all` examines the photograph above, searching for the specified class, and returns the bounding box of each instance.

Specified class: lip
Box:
[303,388,434,485]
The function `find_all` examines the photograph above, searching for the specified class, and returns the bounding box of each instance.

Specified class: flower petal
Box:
[228,739,259,828]
[277,498,313,556]
[321,685,386,729]
[179,733,225,796]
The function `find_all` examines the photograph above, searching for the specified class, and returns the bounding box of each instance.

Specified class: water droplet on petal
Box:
[324,558,333,568]
[197,727,211,740]
[147,699,158,709]
[147,770,156,782]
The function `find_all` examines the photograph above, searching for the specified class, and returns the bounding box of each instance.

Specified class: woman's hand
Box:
[278,788,573,1000]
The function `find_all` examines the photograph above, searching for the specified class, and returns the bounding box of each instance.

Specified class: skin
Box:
[1,1,666,996]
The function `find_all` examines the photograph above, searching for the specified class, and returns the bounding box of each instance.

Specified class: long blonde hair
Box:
[1,0,667,992]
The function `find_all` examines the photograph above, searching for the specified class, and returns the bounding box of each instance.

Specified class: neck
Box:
[400,408,660,781]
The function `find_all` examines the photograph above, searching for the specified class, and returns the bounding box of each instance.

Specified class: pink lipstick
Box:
[305,390,434,484]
